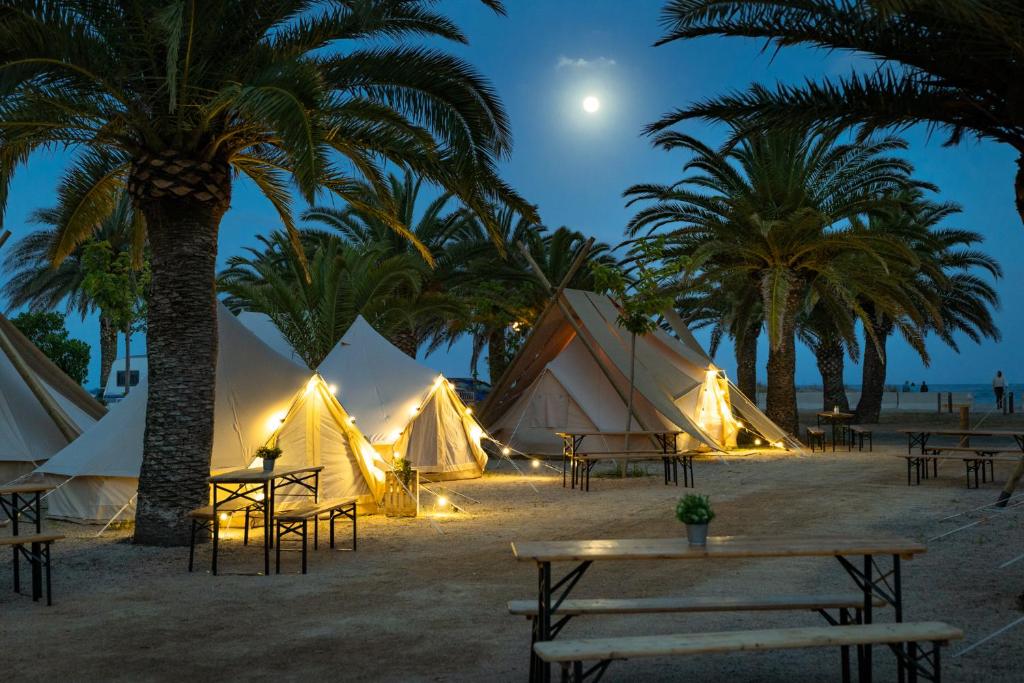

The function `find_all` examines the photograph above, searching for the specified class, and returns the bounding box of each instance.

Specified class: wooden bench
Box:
[806,426,825,452]
[0,534,63,605]
[896,450,1021,488]
[275,497,358,574]
[187,500,262,572]
[533,621,962,682]
[849,425,873,452]
[570,452,696,491]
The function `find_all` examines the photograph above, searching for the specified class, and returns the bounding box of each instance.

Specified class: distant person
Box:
[920,381,929,393]
[902,380,911,392]
[993,371,1006,409]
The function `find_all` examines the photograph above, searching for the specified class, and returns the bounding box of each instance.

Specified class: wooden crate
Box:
[384,470,419,517]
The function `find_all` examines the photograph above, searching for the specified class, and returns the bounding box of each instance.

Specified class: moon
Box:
[582,95,600,113]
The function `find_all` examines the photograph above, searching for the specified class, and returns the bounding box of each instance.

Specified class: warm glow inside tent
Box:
[481,289,791,456]
[36,307,386,523]
[313,316,488,480]
[0,315,106,483]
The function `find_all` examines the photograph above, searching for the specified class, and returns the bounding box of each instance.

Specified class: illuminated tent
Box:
[316,316,487,480]
[36,306,386,523]
[480,289,792,456]
[0,314,106,483]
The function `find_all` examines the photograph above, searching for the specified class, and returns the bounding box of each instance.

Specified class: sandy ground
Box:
[4,411,1024,682]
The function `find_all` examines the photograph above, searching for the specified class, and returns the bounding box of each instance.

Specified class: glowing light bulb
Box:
[773,441,784,449]
[255,492,265,502]
[754,438,762,446]
[348,415,356,425]
[390,430,402,442]
[501,447,511,456]
[219,513,229,522]
[328,384,338,395]
[465,407,473,416]
[409,406,420,417]
[437,496,448,508]
[531,459,540,469]
[434,375,444,386]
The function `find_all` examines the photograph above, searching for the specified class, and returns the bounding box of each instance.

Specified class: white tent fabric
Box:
[482,289,791,456]
[36,307,386,522]
[236,311,306,365]
[0,316,105,483]
[317,316,487,479]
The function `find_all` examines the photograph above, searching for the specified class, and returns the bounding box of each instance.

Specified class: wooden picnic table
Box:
[0,483,52,598]
[555,430,693,491]
[897,428,1024,454]
[513,535,926,683]
[816,412,855,452]
[208,465,323,576]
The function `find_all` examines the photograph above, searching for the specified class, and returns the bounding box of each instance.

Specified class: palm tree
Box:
[220,231,445,368]
[625,128,922,435]
[851,193,1001,422]
[654,1,1024,227]
[302,169,478,356]
[0,1,532,544]
[3,194,144,390]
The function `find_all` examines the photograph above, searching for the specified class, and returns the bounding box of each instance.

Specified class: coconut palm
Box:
[0,1,532,544]
[851,193,1001,422]
[219,231,449,368]
[302,169,479,355]
[625,128,923,435]
[654,0,1024,227]
[3,194,144,389]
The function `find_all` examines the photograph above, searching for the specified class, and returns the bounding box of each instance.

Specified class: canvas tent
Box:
[316,316,487,480]
[0,314,106,483]
[36,306,386,523]
[480,289,792,456]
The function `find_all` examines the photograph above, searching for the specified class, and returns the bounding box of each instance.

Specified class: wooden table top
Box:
[0,484,52,495]
[896,428,1024,437]
[512,535,927,563]
[556,431,684,437]
[209,465,323,484]
[816,412,855,420]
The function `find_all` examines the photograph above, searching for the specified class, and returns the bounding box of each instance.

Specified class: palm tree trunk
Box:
[855,317,892,424]
[816,335,849,413]
[389,328,419,359]
[486,328,509,383]
[763,285,803,436]
[99,314,116,393]
[735,321,759,402]
[132,154,230,546]
[1015,154,1024,228]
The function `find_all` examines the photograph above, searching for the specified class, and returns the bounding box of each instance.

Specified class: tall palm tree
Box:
[302,169,478,355]
[219,231,446,368]
[851,193,1001,422]
[0,1,532,544]
[3,194,144,389]
[626,128,922,434]
[654,1,1024,227]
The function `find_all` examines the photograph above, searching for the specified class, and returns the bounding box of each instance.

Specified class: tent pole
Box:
[516,241,655,435]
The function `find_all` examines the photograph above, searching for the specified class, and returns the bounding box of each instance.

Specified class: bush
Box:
[676,494,714,525]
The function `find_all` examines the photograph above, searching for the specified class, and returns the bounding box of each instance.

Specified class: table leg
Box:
[535,561,552,683]
[34,492,42,533]
[832,423,838,452]
[894,555,905,683]
[265,481,272,577]
[211,486,219,576]
[31,541,42,602]
[862,554,873,683]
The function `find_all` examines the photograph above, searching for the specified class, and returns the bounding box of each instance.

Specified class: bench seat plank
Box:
[894,453,1021,463]
[572,452,690,459]
[508,593,882,616]
[274,497,358,521]
[0,484,52,495]
[0,534,63,546]
[533,622,963,662]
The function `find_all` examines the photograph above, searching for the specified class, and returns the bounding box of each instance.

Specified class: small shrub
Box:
[255,445,282,461]
[676,494,715,525]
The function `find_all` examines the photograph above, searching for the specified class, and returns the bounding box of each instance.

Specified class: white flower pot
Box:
[686,523,709,546]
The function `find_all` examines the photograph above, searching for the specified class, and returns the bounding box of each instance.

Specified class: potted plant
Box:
[676,494,715,546]
[255,445,282,473]
[384,455,419,517]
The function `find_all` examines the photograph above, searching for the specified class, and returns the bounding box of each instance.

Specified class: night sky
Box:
[3,1,1021,390]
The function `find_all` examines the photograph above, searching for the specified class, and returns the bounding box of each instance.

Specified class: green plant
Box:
[395,457,414,488]
[676,494,715,525]
[10,311,91,384]
[255,445,282,462]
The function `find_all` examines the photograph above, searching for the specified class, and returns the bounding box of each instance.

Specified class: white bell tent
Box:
[317,316,488,480]
[0,314,106,483]
[480,289,793,456]
[36,306,386,523]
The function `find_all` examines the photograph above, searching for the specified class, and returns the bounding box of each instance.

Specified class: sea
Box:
[795,383,1013,407]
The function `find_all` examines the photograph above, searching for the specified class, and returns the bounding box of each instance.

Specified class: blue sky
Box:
[4,1,1022,390]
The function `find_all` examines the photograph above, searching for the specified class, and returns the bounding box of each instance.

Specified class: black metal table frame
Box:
[275,501,357,574]
[560,432,692,492]
[530,553,920,683]
[1,488,44,596]
[904,431,1024,455]
[817,413,854,452]
[210,469,320,576]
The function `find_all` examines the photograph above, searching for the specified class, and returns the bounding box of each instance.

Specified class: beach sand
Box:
[4,411,1023,682]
